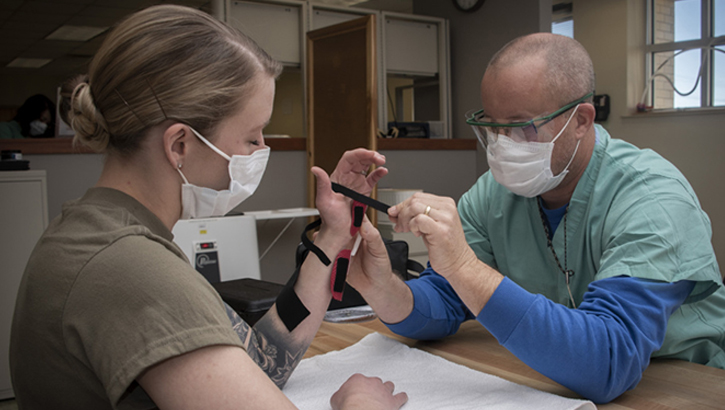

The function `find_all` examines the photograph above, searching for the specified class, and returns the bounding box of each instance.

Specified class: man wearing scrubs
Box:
[348,33,725,404]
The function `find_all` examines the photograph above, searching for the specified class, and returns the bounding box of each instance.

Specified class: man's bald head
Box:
[485,33,595,107]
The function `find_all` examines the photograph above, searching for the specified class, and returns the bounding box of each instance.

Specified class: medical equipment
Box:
[172,214,261,282]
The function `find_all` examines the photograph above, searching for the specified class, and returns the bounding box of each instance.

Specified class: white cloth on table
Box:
[284,332,596,410]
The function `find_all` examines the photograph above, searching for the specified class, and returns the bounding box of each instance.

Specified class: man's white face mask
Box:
[177,127,269,220]
[486,104,581,198]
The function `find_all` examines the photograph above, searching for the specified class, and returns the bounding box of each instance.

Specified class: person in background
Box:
[348,32,725,404]
[0,94,55,139]
[9,5,406,410]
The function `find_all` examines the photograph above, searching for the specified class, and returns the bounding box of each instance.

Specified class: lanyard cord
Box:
[537,203,577,308]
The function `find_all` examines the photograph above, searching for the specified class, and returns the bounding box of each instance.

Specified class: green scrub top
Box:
[459,125,725,367]
[0,120,23,139]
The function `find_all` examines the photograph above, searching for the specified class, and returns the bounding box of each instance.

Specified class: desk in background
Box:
[307,320,725,410]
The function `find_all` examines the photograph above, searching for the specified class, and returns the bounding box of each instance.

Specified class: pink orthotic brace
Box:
[330,201,367,300]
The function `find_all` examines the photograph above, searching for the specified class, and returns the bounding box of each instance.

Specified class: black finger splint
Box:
[332,183,391,214]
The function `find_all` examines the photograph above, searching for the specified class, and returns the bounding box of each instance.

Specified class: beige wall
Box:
[574,0,725,265]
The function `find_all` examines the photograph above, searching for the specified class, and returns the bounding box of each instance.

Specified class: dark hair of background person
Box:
[13,94,56,138]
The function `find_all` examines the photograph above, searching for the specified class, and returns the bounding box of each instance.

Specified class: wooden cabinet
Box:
[225,1,450,139]
[0,170,48,400]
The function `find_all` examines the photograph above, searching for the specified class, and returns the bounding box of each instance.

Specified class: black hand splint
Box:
[275,219,331,332]
[275,266,309,332]
[278,185,383,328]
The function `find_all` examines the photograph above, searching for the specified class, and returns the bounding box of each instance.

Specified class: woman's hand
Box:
[330,373,408,410]
[329,148,388,195]
[388,193,477,279]
[311,148,387,244]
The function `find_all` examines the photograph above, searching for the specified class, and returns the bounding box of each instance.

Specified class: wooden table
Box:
[306,319,725,409]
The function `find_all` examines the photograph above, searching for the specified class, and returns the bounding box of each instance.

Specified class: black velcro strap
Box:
[352,203,365,228]
[275,267,310,332]
[300,218,331,266]
[333,257,349,294]
[332,183,391,214]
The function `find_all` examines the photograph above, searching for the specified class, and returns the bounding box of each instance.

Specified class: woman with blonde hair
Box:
[9,5,406,410]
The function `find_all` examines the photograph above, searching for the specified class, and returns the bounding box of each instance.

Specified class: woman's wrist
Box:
[313,228,352,260]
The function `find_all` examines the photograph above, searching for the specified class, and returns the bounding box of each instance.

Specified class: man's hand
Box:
[330,373,408,410]
[388,193,477,280]
[347,218,394,294]
[347,217,414,324]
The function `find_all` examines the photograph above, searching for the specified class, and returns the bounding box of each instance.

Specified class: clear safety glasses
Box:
[466,92,593,147]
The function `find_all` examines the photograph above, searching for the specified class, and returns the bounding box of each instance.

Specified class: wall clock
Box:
[453,0,485,13]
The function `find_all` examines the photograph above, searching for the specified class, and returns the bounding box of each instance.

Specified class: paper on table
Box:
[284,332,596,410]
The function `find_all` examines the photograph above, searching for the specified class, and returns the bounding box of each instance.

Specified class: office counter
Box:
[307,319,725,409]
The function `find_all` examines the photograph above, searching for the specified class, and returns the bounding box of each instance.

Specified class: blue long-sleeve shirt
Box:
[387,265,694,403]
[386,194,697,403]
[388,125,725,402]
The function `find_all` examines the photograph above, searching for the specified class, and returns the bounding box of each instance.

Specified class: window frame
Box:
[644,0,725,109]
[552,2,574,37]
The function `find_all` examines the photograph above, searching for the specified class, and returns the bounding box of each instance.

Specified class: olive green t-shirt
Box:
[10,188,244,409]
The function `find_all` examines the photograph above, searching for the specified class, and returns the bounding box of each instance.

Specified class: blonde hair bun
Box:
[70,82,110,153]
[72,5,281,156]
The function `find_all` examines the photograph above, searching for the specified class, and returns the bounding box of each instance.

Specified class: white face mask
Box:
[177,128,270,219]
[29,120,48,136]
[486,105,580,198]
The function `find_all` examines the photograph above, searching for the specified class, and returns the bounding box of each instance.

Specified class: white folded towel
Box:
[284,332,596,410]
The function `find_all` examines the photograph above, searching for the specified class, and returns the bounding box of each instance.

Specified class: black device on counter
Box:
[387,121,430,138]
[0,150,29,171]
[212,278,284,326]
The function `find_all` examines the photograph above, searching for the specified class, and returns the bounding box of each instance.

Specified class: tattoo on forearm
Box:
[224,304,304,388]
